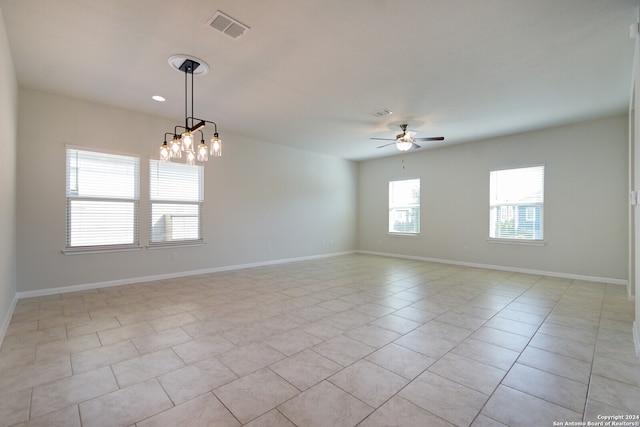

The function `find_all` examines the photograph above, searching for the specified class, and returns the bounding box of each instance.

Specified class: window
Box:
[389,178,420,235]
[489,165,544,241]
[66,147,139,250]
[149,159,204,245]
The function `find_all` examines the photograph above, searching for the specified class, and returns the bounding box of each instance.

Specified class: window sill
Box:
[388,233,421,238]
[62,245,143,255]
[487,238,546,246]
[147,241,206,250]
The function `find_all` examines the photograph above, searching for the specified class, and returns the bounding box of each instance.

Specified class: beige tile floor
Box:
[1,254,639,426]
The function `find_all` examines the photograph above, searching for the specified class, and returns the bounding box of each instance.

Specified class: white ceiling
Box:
[1,0,637,160]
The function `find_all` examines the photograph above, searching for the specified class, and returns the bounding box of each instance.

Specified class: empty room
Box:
[0,1,639,426]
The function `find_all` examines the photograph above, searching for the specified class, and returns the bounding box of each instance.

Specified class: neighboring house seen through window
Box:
[489,165,544,241]
[149,159,204,245]
[389,178,420,235]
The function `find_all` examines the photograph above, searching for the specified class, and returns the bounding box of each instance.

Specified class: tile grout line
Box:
[582,287,606,421]
[467,273,563,426]
[345,271,536,426]
[3,256,635,426]
[482,278,603,423]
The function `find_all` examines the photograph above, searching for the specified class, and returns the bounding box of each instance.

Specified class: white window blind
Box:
[149,159,204,245]
[66,148,140,250]
[489,165,544,240]
[389,178,420,235]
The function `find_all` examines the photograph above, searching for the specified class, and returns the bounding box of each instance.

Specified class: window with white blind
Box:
[65,147,140,251]
[389,178,420,235]
[149,159,204,245]
[489,165,544,241]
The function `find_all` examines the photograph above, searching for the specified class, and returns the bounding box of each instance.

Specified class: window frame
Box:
[148,158,205,247]
[488,164,545,244]
[388,177,421,236]
[64,146,141,254]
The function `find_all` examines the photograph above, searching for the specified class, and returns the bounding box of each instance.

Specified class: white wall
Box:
[12,88,629,293]
[0,6,17,337]
[358,115,628,282]
[16,88,357,293]
[631,24,640,355]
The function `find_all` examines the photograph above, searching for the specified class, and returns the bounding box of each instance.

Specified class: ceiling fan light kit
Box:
[160,55,222,165]
[395,136,413,152]
[371,123,444,152]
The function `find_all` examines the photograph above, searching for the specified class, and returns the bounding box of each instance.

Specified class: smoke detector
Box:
[207,11,250,39]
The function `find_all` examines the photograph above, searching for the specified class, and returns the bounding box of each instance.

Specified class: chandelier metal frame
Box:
[160,58,222,164]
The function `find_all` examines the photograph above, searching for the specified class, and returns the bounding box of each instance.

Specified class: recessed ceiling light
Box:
[152,95,166,102]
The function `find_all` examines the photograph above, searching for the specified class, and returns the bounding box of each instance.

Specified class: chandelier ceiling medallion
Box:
[160,55,222,165]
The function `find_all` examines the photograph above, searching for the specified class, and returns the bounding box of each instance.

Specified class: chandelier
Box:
[160,56,222,165]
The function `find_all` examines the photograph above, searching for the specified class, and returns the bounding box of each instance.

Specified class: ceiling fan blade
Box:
[412,142,421,149]
[414,137,445,141]
[376,142,396,148]
[370,137,395,141]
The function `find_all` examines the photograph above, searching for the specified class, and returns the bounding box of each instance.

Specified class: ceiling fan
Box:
[370,124,444,152]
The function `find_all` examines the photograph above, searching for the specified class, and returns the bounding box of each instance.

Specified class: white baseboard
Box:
[5,251,636,352]
[16,251,356,299]
[357,250,628,286]
[13,249,628,300]
[0,294,18,348]
[634,321,640,358]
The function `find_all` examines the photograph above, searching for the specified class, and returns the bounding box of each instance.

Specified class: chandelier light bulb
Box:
[186,150,196,165]
[181,132,194,152]
[197,141,209,162]
[170,137,182,158]
[210,134,222,157]
[160,142,170,162]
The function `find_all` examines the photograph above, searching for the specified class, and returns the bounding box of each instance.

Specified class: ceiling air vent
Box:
[370,108,393,118]
[207,11,249,39]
